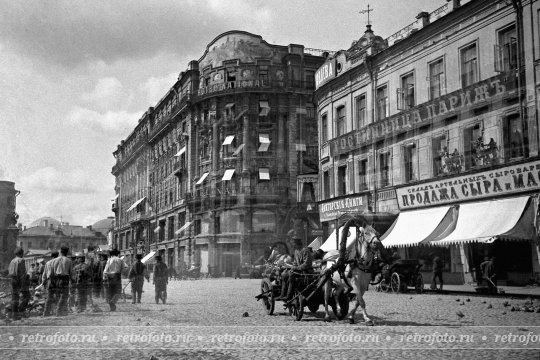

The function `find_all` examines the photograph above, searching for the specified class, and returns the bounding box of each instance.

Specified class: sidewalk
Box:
[423,283,540,298]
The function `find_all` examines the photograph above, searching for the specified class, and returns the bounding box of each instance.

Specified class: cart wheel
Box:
[390,273,401,293]
[289,296,304,321]
[260,279,275,315]
[379,278,389,292]
[415,273,424,294]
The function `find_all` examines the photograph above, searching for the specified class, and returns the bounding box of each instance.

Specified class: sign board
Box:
[396,160,540,209]
[315,58,336,90]
[311,229,324,236]
[319,195,369,222]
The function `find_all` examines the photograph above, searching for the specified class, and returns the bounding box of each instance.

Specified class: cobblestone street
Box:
[1,278,539,359]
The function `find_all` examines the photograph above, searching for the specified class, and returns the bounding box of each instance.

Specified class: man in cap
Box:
[42,251,59,317]
[93,252,107,300]
[72,252,91,313]
[278,236,313,302]
[102,248,126,311]
[153,255,168,304]
[128,254,149,304]
[8,247,30,320]
[53,246,73,316]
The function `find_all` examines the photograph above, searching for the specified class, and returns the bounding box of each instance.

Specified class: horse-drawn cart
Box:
[257,265,348,321]
[376,259,424,293]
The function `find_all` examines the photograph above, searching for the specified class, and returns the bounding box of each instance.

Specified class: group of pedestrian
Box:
[8,246,172,320]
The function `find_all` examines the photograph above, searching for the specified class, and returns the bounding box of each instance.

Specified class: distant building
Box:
[17,217,107,254]
[0,181,19,270]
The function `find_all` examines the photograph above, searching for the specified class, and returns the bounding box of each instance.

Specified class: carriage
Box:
[376,259,424,293]
[257,263,349,321]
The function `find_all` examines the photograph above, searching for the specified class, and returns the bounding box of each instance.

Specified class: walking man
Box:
[8,247,30,320]
[153,255,168,304]
[431,253,443,291]
[93,252,107,300]
[42,251,59,317]
[128,254,149,304]
[72,253,91,313]
[53,246,73,316]
[102,248,126,312]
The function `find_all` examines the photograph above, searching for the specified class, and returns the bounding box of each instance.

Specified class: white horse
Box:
[322,223,387,325]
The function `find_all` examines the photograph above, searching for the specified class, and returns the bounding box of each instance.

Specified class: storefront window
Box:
[252,210,275,233]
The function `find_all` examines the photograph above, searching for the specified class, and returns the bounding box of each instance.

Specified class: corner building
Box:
[112,31,326,276]
[315,0,540,285]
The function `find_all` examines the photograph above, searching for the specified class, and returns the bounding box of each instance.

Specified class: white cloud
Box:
[20,167,96,194]
[139,72,178,105]
[66,106,140,135]
[81,77,133,110]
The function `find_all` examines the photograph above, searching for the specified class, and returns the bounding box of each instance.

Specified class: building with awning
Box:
[314,0,540,285]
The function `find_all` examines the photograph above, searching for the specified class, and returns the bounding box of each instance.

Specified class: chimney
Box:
[447,0,461,10]
[416,11,430,27]
[43,219,48,228]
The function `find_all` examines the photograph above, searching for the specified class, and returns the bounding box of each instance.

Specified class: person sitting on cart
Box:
[277,236,313,302]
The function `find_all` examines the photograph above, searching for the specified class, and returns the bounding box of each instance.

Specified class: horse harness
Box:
[348,229,379,273]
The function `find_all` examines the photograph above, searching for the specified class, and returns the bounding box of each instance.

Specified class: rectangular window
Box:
[403,143,417,183]
[305,70,315,89]
[495,25,518,72]
[323,171,330,199]
[432,135,447,177]
[463,123,482,170]
[337,165,347,196]
[355,94,367,129]
[194,219,201,235]
[336,106,346,136]
[168,217,175,240]
[379,152,391,188]
[357,159,368,191]
[429,58,445,100]
[321,113,328,143]
[398,73,415,110]
[461,43,478,87]
[376,85,389,121]
[505,114,528,159]
[259,66,268,82]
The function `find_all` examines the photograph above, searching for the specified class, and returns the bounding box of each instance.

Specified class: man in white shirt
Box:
[102,248,127,312]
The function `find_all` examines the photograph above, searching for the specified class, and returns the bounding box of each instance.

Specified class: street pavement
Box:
[0,278,539,360]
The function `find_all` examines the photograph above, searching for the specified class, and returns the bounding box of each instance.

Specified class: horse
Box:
[322,220,390,325]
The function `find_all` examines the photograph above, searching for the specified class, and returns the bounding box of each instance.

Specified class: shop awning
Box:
[141,251,156,264]
[126,197,146,212]
[431,196,536,246]
[222,169,235,181]
[308,237,322,251]
[196,172,209,185]
[319,226,358,252]
[225,103,235,109]
[175,146,186,157]
[232,144,244,155]
[153,226,161,234]
[380,206,457,248]
[259,168,270,180]
[175,221,192,235]
[259,101,270,116]
[222,135,235,146]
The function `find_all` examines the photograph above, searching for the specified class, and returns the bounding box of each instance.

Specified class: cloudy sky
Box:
[0,0,440,227]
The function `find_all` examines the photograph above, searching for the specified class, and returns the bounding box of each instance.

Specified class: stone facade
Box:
[112,31,326,275]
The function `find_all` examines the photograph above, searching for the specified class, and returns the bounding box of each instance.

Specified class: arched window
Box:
[252,210,276,233]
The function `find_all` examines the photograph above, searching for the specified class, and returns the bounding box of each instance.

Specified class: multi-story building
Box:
[315,0,540,285]
[0,181,19,271]
[112,31,327,275]
[17,217,107,254]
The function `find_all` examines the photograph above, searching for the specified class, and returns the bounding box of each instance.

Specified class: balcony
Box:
[129,211,151,224]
